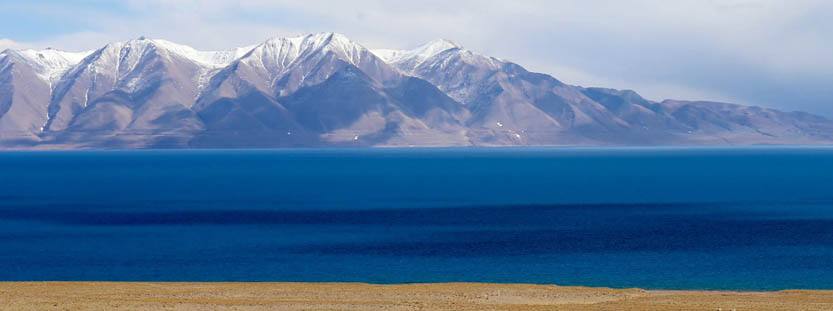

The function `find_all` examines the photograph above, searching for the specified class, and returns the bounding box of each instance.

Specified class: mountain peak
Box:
[373,39,462,65]
[3,33,833,148]
[409,39,462,61]
[94,38,249,68]
[421,39,462,52]
[263,32,358,49]
[5,48,91,82]
[251,32,376,74]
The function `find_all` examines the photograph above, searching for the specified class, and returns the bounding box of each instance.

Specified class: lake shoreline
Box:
[2,282,833,310]
[3,149,833,289]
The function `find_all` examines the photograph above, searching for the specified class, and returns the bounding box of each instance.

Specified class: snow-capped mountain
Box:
[0,48,93,139]
[377,39,648,144]
[1,32,831,148]
[197,33,399,101]
[11,49,92,84]
[192,33,467,147]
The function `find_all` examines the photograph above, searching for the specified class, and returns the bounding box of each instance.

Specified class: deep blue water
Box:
[1,147,832,290]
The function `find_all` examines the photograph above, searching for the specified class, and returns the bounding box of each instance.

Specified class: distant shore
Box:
[2,282,832,310]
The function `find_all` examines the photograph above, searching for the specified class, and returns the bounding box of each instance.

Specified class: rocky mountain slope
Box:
[1,32,831,148]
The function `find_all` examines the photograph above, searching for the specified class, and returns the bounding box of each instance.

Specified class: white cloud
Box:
[0,39,26,51]
[5,0,833,115]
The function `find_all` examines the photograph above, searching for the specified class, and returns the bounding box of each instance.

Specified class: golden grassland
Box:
[1,282,833,310]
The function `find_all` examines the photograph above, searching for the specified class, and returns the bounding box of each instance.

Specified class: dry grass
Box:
[1,282,832,310]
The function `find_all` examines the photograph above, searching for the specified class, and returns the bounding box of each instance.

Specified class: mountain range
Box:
[1,32,831,148]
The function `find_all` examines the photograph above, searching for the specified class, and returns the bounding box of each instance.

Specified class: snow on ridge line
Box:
[14,48,94,82]
[3,33,472,73]
[243,32,379,73]
[0,39,254,82]
[263,32,357,47]
[96,37,255,69]
[3,33,474,70]
[146,38,255,67]
[2,33,493,82]
[371,49,404,63]
[371,39,462,64]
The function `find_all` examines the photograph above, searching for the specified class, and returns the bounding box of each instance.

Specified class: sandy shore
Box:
[1,282,832,310]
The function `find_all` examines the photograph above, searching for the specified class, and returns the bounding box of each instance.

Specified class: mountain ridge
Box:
[1,32,831,148]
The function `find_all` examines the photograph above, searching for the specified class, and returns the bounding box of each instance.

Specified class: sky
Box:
[1,0,832,116]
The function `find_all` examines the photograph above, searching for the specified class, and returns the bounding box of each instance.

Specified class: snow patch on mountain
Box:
[246,32,373,74]
[3,32,833,148]
[15,49,92,83]
[94,37,252,70]
[373,39,461,69]
[150,39,254,68]
[68,37,255,96]
[224,32,401,97]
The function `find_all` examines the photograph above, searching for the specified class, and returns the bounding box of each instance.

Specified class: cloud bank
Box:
[1,0,831,116]
[0,39,25,51]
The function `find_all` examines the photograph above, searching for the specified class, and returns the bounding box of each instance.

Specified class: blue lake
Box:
[1,147,832,290]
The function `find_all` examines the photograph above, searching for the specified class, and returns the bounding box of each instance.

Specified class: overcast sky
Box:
[1,0,831,116]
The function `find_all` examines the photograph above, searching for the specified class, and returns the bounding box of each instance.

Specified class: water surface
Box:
[1,147,832,290]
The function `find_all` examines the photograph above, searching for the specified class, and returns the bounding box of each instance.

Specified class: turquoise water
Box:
[1,147,832,290]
